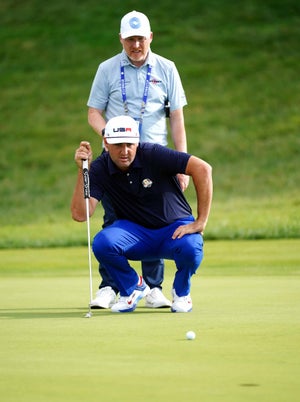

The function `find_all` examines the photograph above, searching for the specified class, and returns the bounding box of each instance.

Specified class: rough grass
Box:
[0,0,299,246]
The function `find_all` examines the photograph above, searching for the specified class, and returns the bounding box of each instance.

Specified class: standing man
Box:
[71,116,213,313]
[87,11,188,309]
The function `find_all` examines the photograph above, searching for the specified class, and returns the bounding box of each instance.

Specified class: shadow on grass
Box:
[0,307,99,319]
[0,307,171,319]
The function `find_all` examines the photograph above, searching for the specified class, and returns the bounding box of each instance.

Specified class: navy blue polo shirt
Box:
[89,143,192,229]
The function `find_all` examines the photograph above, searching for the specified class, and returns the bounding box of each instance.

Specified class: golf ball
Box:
[186,330,196,340]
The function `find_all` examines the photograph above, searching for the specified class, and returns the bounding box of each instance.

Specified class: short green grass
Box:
[1,240,299,402]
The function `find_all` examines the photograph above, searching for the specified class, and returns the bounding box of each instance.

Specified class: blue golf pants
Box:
[99,192,164,292]
[92,217,204,297]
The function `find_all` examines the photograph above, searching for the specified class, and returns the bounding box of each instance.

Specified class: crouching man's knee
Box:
[92,230,115,261]
[174,234,204,271]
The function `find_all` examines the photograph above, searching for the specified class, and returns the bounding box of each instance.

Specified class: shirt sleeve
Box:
[87,63,110,110]
[143,143,190,174]
[167,62,187,112]
[89,158,105,201]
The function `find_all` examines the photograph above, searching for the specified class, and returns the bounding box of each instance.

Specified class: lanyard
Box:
[120,64,152,133]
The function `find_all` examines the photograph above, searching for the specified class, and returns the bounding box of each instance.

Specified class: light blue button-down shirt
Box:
[87,49,187,145]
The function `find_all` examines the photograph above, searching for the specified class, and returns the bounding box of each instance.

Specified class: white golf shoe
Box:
[90,286,117,309]
[171,289,193,313]
[111,276,150,313]
[145,287,172,308]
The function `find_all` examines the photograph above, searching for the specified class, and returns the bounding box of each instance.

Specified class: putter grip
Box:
[82,160,90,199]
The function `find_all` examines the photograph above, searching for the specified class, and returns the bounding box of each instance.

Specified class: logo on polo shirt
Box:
[142,178,153,188]
[150,78,162,85]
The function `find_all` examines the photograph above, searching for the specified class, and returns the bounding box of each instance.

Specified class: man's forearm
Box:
[195,172,213,231]
[169,109,187,152]
[186,156,213,233]
[71,169,87,222]
[88,107,106,137]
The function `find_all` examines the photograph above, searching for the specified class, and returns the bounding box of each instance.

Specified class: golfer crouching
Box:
[71,115,213,313]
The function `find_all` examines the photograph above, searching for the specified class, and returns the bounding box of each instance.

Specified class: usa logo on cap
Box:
[129,17,141,29]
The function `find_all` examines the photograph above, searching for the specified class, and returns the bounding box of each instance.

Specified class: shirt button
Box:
[129,181,133,184]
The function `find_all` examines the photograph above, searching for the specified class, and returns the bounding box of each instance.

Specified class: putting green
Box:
[0,240,299,402]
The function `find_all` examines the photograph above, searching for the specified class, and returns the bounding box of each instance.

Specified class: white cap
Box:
[120,11,151,39]
[104,116,140,144]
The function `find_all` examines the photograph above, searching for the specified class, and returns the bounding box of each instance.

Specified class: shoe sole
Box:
[90,301,116,309]
[90,304,111,309]
[115,305,137,313]
[145,303,172,308]
[171,307,192,313]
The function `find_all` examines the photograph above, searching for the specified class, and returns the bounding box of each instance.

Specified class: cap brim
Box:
[105,137,139,144]
[120,29,151,39]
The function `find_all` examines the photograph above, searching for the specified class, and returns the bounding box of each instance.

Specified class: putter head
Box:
[84,311,92,318]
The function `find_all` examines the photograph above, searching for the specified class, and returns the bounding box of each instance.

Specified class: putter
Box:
[82,159,93,318]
